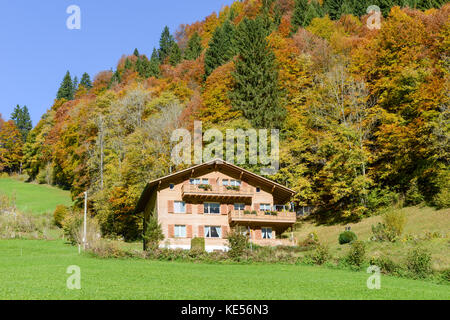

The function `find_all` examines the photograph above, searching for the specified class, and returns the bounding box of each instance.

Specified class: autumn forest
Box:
[1,0,448,241]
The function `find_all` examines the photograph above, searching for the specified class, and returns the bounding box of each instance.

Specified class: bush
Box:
[62,210,83,245]
[53,205,68,228]
[308,243,330,265]
[372,210,406,242]
[366,188,399,213]
[143,213,164,251]
[369,255,400,275]
[227,227,249,260]
[405,247,432,278]
[191,237,205,251]
[299,231,320,248]
[405,178,424,206]
[338,231,357,245]
[346,240,365,267]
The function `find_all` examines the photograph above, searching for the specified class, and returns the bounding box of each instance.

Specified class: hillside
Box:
[1,0,448,240]
[0,178,72,215]
[295,206,450,271]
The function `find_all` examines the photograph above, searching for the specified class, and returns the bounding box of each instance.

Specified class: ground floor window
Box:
[205,226,222,238]
[262,227,273,239]
[174,225,186,238]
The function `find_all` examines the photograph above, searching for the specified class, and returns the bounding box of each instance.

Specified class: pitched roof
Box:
[135,159,295,213]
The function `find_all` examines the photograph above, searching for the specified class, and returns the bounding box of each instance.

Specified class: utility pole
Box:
[83,191,87,250]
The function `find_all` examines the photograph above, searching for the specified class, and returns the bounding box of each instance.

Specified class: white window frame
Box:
[201,178,209,185]
[174,201,186,214]
[262,227,273,239]
[204,202,220,215]
[205,226,222,238]
[174,225,186,238]
[260,203,271,211]
[234,203,245,211]
[222,179,229,186]
[190,178,201,185]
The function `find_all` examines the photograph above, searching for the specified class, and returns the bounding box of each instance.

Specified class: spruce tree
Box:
[56,71,74,100]
[169,42,182,66]
[184,32,203,60]
[124,58,132,70]
[148,48,161,77]
[158,26,175,63]
[72,76,79,96]
[229,17,285,129]
[133,48,140,57]
[291,0,310,32]
[80,72,92,89]
[10,105,32,142]
[323,0,345,20]
[204,20,236,78]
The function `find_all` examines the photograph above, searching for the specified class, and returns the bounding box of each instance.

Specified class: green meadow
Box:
[0,178,72,215]
[0,239,449,300]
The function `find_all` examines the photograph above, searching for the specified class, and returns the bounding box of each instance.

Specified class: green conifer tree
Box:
[56,71,74,100]
[169,42,182,66]
[159,26,175,63]
[80,72,92,89]
[204,20,236,78]
[10,105,32,142]
[229,17,285,129]
[184,32,203,60]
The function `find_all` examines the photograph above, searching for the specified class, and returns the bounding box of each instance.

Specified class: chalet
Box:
[135,159,297,252]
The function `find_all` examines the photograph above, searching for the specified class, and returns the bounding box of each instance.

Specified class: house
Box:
[135,159,297,252]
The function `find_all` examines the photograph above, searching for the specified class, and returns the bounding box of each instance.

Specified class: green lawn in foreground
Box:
[0,178,72,215]
[0,240,448,300]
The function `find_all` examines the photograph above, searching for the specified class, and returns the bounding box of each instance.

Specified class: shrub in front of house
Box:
[190,237,205,251]
[227,227,249,261]
[338,231,357,245]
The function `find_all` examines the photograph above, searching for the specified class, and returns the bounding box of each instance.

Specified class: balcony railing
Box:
[182,184,253,198]
[228,210,296,224]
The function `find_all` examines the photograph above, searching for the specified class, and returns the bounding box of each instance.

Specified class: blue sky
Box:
[0,0,234,126]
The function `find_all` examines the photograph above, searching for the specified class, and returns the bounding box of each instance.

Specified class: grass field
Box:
[0,239,449,300]
[0,178,72,215]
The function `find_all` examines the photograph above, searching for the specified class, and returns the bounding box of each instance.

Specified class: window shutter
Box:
[222,226,228,238]
[198,203,204,214]
[245,205,251,211]
[220,204,228,215]
[209,178,216,186]
[187,225,193,238]
[228,204,233,212]
[242,181,248,189]
[254,203,260,212]
[168,225,174,238]
[255,229,262,240]
[198,226,204,238]
[168,200,174,214]
[186,203,192,214]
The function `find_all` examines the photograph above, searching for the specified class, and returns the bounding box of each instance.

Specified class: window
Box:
[190,178,201,185]
[174,201,186,213]
[262,227,273,239]
[169,184,174,190]
[260,203,271,211]
[230,180,241,187]
[256,187,261,193]
[204,202,220,214]
[205,226,222,238]
[174,225,186,238]
[222,179,229,186]
[234,203,245,211]
[202,178,209,185]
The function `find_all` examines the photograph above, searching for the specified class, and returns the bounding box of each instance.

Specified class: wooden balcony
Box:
[228,210,296,225]
[181,184,253,201]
